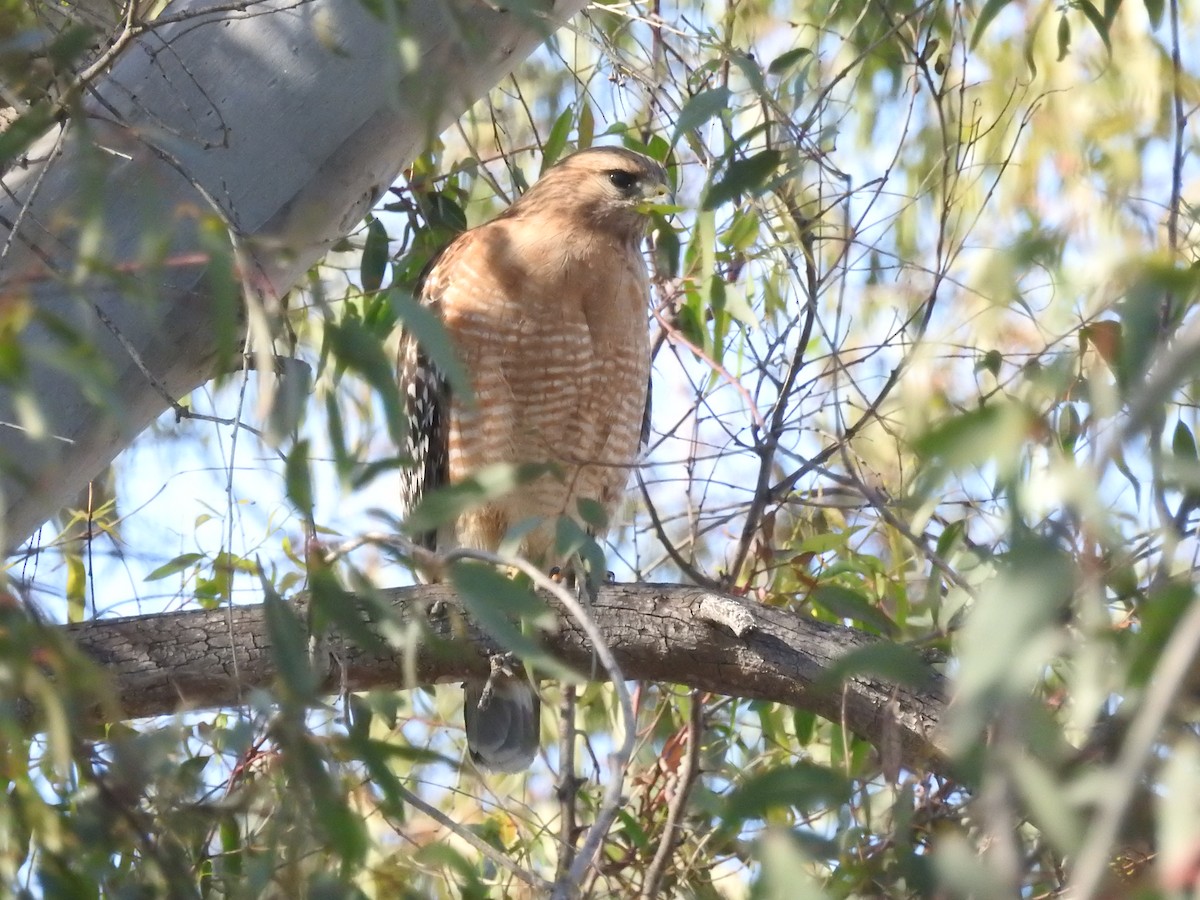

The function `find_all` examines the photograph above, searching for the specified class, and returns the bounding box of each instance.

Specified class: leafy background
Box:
[2,0,1200,896]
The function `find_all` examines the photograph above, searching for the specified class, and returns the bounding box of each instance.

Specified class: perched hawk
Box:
[398,147,668,772]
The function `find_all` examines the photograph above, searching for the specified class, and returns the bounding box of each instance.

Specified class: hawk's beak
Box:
[636,181,676,215]
[642,182,671,203]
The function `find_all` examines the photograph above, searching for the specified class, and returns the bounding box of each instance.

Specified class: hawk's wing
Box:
[640,374,653,451]
[398,244,455,552]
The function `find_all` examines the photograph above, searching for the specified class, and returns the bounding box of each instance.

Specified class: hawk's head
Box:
[507,146,670,242]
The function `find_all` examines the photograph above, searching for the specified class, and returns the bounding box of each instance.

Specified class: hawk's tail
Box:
[463,677,540,773]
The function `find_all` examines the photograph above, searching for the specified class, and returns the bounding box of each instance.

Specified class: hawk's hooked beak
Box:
[636,180,676,215]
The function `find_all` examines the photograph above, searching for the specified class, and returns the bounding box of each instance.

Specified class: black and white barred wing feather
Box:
[397,248,454,553]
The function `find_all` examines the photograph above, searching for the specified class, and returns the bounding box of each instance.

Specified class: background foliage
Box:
[2,0,1199,896]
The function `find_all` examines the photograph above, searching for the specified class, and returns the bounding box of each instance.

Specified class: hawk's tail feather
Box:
[463,677,541,773]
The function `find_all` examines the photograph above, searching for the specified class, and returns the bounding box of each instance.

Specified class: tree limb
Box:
[66,582,952,774]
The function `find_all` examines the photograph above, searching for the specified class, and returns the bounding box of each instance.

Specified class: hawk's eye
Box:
[607,170,638,193]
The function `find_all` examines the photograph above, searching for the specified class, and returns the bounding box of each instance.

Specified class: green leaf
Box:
[219,817,242,879]
[307,570,388,655]
[719,209,760,251]
[1129,580,1191,686]
[360,217,389,294]
[261,573,318,702]
[423,191,468,233]
[390,289,472,401]
[325,314,406,445]
[144,553,206,582]
[412,844,486,896]
[554,515,606,589]
[285,440,314,517]
[614,806,652,851]
[48,24,96,67]
[793,710,816,745]
[936,520,965,557]
[810,585,899,637]
[177,754,212,789]
[1076,0,1112,53]
[971,0,1012,48]
[1143,0,1163,27]
[578,100,595,149]
[650,211,681,278]
[756,831,836,899]
[797,530,852,555]
[66,554,86,624]
[448,562,578,681]
[282,729,367,867]
[265,358,312,447]
[671,87,730,145]
[913,403,1029,470]
[701,150,783,211]
[403,462,555,536]
[541,107,573,171]
[724,762,852,823]
[325,393,351,483]
[767,47,812,75]
[818,642,933,690]
[946,540,1074,752]
[728,51,765,95]
[1057,403,1082,452]
[0,105,54,165]
[575,497,609,531]
[1172,421,1197,460]
[1056,14,1071,61]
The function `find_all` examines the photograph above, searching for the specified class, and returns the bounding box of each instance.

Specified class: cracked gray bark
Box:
[66,582,953,774]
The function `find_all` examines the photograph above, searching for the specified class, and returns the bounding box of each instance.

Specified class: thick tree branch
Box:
[66,582,952,774]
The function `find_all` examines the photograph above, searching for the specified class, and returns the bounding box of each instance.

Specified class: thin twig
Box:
[636,468,719,588]
[728,196,818,580]
[555,685,579,883]
[388,781,550,893]
[639,690,704,899]
[0,123,68,270]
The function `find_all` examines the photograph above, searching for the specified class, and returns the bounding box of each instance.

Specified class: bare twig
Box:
[639,690,704,899]
[388,781,550,893]
[728,196,818,580]
[555,685,579,883]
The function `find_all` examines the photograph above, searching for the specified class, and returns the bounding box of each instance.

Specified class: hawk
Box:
[398,147,668,772]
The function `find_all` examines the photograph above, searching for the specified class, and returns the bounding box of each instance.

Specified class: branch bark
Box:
[66,582,953,774]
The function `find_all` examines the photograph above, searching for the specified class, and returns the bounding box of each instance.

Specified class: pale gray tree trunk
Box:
[0,0,586,550]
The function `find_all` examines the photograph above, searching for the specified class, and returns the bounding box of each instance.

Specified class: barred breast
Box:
[443,219,650,562]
